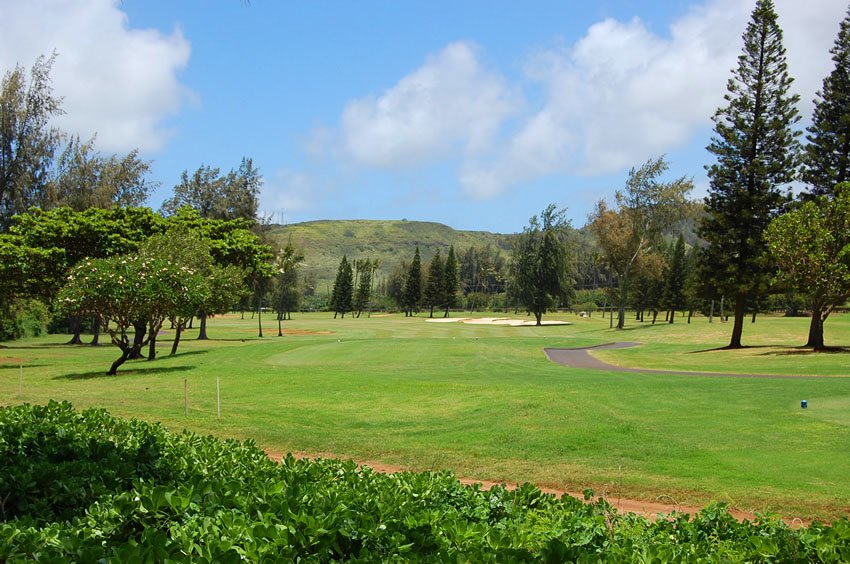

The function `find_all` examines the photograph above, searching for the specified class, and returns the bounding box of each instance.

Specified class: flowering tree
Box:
[59,254,207,374]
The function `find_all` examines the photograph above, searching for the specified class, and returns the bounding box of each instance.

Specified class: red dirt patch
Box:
[266,450,804,526]
[0,357,27,364]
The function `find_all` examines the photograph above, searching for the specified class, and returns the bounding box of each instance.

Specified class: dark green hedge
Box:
[1,401,848,562]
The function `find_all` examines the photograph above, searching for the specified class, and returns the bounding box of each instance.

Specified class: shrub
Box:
[2,402,850,561]
[0,299,51,342]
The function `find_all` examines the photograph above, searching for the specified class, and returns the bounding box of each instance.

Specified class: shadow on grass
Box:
[761,346,850,356]
[610,322,675,332]
[0,363,50,369]
[160,349,209,358]
[54,365,195,380]
[689,345,774,354]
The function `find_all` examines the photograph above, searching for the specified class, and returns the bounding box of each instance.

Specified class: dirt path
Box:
[544,342,828,379]
[265,450,798,526]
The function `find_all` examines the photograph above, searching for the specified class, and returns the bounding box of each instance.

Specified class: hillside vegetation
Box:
[266,219,513,288]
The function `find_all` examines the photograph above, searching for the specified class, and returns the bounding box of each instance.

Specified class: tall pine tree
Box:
[803,6,850,197]
[698,0,800,348]
[330,255,353,318]
[443,245,459,318]
[424,249,444,318]
[403,246,422,317]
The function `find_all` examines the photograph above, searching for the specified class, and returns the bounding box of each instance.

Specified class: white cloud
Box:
[0,0,191,153]
[461,0,847,198]
[340,41,522,169]
[260,169,314,218]
[316,0,849,200]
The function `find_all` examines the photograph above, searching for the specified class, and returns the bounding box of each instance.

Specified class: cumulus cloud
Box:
[0,0,191,153]
[340,41,522,169]
[460,0,846,198]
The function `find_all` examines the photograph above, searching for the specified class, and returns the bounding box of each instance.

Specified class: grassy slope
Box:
[266,219,513,288]
[2,312,849,521]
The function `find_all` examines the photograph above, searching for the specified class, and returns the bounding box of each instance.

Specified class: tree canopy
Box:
[589,156,693,329]
[59,254,208,374]
[767,184,850,350]
[509,205,574,326]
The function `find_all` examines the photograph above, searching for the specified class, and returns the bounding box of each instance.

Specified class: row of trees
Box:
[329,256,379,318]
[335,246,462,319]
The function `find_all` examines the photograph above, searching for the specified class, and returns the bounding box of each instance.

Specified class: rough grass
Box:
[2,311,849,521]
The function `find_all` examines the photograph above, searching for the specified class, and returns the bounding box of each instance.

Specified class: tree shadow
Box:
[689,345,773,353]
[0,363,50,369]
[612,322,676,332]
[761,346,850,356]
[161,349,209,358]
[54,365,196,380]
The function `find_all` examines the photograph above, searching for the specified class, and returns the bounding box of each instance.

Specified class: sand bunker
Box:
[426,317,570,327]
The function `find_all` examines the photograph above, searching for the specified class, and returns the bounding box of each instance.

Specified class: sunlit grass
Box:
[2,310,849,520]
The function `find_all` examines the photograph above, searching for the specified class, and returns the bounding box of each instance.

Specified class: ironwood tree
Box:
[589,156,692,329]
[0,53,63,231]
[353,258,378,318]
[509,204,574,326]
[161,158,261,222]
[273,239,305,334]
[47,135,155,211]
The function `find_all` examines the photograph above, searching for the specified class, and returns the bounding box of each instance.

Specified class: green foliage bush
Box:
[0,299,51,342]
[2,402,849,562]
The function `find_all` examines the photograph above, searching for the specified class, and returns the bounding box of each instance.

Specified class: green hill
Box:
[266,219,513,290]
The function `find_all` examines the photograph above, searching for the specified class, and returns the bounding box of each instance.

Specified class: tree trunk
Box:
[90,316,101,345]
[197,311,208,340]
[108,349,131,375]
[709,300,714,323]
[751,310,757,323]
[170,323,183,355]
[148,333,157,360]
[278,313,283,337]
[129,321,146,359]
[534,311,542,326]
[651,310,658,324]
[67,316,84,344]
[805,306,826,350]
[728,294,746,348]
[720,296,726,322]
[687,309,693,324]
[668,309,675,324]
[429,305,434,318]
[617,281,627,330]
[257,304,263,337]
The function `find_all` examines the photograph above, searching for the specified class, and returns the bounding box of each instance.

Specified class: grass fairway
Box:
[2,311,849,521]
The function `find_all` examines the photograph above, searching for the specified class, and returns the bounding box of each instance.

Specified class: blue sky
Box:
[2,0,847,232]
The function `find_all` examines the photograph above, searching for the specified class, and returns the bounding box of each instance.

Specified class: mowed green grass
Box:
[2,311,849,521]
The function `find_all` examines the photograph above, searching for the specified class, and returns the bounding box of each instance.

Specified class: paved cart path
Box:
[544,342,827,379]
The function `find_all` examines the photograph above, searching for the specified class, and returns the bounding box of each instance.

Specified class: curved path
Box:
[544,342,828,379]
